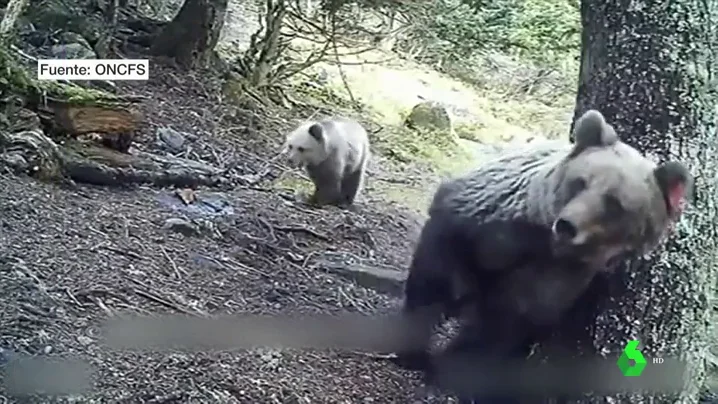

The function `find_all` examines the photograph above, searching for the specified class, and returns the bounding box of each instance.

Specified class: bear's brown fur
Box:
[394,110,693,401]
[429,109,690,269]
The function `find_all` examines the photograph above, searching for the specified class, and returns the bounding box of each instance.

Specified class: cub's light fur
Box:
[282,117,370,206]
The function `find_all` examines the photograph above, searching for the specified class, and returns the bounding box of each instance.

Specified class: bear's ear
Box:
[654,161,693,215]
[570,109,619,157]
[308,123,324,142]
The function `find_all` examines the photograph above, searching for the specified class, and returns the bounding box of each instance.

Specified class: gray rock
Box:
[315,68,329,84]
[318,258,405,296]
[156,127,187,152]
[163,218,200,236]
[156,191,234,218]
[59,32,91,50]
[405,100,454,133]
[0,153,29,172]
[50,43,96,59]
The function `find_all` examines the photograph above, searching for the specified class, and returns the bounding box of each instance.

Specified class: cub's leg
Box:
[340,167,365,206]
[312,178,342,205]
[306,163,343,206]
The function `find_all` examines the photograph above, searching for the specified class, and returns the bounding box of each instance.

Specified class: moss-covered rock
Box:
[29,0,105,45]
[405,101,453,132]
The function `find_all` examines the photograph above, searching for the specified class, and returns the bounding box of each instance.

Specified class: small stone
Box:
[0,347,15,367]
[1,153,28,171]
[50,43,96,59]
[163,218,200,236]
[77,336,93,346]
[59,32,92,50]
[319,258,404,296]
[156,127,187,152]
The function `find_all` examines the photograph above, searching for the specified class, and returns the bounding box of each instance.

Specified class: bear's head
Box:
[281,121,330,168]
[546,109,692,269]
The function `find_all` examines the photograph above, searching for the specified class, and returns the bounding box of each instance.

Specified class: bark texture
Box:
[150,0,228,69]
[542,0,718,402]
[0,0,29,38]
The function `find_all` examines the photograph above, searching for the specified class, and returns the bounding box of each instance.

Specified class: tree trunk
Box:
[0,0,29,39]
[245,0,287,87]
[539,0,718,402]
[150,0,228,69]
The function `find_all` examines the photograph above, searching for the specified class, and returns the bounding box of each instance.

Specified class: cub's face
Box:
[282,123,329,168]
[549,110,692,270]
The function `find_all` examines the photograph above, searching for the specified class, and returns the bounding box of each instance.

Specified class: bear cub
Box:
[282,117,371,207]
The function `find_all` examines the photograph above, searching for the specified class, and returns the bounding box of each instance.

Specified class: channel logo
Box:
[617,339,647,376]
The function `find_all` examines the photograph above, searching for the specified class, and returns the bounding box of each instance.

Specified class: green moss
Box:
[290,81,358,112]
[271,172,313,193]
[484,96,571,138]
[222,76,247,104]
[0,48,37,95]
[0,47,122,106]
[373,182,433,215]
[370,124,471,173]
[44,81,122,105]
[454,121,485,142]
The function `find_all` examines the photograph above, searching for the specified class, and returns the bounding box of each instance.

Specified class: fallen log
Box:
[0,128,65,182]
[62,141,229,187]
[317,256,405,297]
[38,100,141,153]
[3,46,144,153]
[0,45,229,189]
[1,125,230,188]
[47,103,140,135]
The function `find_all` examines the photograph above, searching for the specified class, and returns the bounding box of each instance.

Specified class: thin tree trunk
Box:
[538,0,718,402]
[250,0,286,87]
[150,0,228,69]
[0,0,29,39]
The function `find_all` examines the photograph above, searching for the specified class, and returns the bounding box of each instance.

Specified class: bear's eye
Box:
[604,194,624,216]
[297,146,306,153]
[567,178,587,198]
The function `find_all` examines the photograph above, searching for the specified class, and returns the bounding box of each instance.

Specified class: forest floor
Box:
[0,60,469,403]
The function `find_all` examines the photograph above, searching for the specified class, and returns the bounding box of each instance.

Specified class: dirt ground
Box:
[0,61,457,402]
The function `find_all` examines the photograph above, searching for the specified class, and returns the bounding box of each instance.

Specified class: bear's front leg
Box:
[304,164,344,206]
[430,306,533,404]
[310,176,343,206]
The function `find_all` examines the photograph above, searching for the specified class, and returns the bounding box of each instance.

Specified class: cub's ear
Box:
[569,109,618,157]
[654,161,693,216]
[308,123,324,142]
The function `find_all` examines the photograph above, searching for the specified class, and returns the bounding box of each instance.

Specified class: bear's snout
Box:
[552,218,578,241]
[551,217,587,257]
[285,154,303,168]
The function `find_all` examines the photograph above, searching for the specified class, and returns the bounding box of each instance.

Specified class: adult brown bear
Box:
[394,110,692,402]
